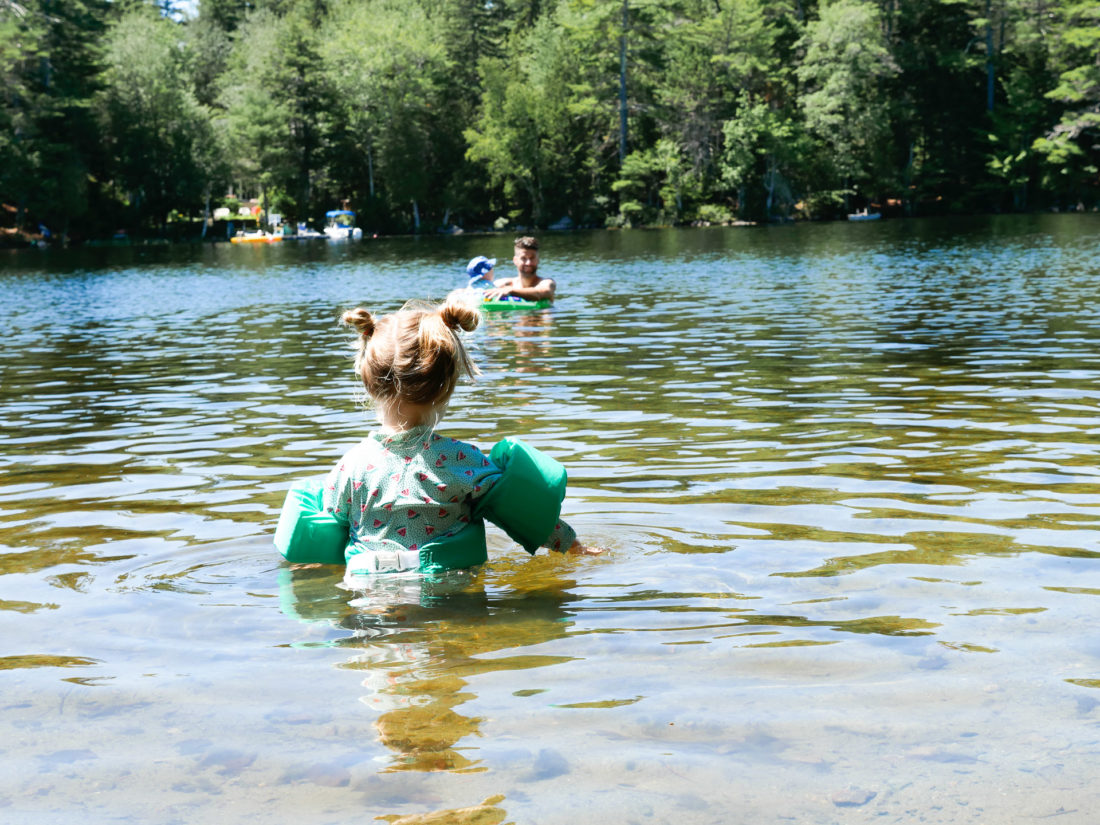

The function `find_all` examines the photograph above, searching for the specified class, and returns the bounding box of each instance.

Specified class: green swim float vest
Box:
[273,437,567,573]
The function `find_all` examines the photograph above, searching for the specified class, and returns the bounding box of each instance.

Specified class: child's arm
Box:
[544,519,577,553]
[473,437,602,556]
[544,519,604,555]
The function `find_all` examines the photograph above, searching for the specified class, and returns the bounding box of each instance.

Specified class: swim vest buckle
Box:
[347,546,422,575]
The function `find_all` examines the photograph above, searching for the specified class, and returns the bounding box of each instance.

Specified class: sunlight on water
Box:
[1,214,1099,823]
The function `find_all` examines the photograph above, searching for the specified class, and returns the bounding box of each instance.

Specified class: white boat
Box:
[324,210,363,240]
[293,223,325,239]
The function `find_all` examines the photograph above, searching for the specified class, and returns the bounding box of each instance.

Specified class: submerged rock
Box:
[831,786,877,807]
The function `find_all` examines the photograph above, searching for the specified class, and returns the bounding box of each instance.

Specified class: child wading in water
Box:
[323,294,598,580]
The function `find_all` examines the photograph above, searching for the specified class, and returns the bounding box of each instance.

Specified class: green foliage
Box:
[220,10,292,195]
[720,93,805,220]
[798,0,900,198]
[885,0,985,213]
[2,0,1099,241]
[200,0,253,33]
[321,0,475,230]
[220,3,332,226]
[693,203,735,224]
[98,8,225,228]
[612,139,691,224]
[660,0,799,189]
[465,7,606,227]
[182,14,233,108]
[0,0,107,236]
[1032,0,1100,198]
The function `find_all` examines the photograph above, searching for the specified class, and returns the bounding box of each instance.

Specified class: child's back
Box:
[326,427,496,554]
[323,295,588,579]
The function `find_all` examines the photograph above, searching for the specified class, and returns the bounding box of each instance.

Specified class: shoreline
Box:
[3,207,1097,250]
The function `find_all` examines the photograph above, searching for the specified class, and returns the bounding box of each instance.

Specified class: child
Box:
[465,255,497,289]
[322,294,597,580]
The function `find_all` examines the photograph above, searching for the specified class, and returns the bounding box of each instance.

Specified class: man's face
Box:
[514,247,539,279]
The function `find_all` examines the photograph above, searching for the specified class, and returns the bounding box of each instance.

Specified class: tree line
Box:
[1,0,1097,242]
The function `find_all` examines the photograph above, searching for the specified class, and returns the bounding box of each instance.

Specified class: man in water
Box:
[483,236,558,303]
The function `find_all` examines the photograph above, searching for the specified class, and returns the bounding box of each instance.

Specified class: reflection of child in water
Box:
[465,255,496,289]
[322,294,600,583]
[277,562,577,775]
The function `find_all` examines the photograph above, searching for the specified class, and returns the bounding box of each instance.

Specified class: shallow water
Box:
[2,215,1100,824]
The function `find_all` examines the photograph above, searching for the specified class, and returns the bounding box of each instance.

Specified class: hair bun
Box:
[439,295,480,333]
[341,307,376,338]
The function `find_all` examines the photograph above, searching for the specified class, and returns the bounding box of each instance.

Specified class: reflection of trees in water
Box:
[279,561,576,774]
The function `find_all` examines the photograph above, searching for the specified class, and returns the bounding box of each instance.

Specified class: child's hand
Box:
[567,540,604,556]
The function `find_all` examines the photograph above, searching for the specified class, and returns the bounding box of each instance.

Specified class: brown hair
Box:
[514,235,539,251]
[341,293,480,415]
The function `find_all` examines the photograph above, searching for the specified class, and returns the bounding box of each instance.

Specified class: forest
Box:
[1,0,1097,243]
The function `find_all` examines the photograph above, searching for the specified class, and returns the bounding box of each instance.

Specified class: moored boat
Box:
[291,223,325,239]
[848,209,882,222]
[230,230,282,244]
[324,210,364,240]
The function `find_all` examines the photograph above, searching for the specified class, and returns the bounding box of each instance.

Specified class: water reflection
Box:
[479,309,555,376]
[279,559,578,774]
[375,794,508,825]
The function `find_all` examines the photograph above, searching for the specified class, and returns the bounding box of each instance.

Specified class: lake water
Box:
[2,215,1099,824]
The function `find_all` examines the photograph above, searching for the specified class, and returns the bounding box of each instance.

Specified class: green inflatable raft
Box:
[480,297,551,312]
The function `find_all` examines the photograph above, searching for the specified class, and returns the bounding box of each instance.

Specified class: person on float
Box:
[483,236,558,303]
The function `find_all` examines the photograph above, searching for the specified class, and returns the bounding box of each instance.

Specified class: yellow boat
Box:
[230,231,282,244]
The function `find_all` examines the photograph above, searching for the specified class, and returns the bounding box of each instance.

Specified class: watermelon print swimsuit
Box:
[323,423,577,558]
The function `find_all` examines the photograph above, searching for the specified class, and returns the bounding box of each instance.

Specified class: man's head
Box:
[513,236,540,282]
